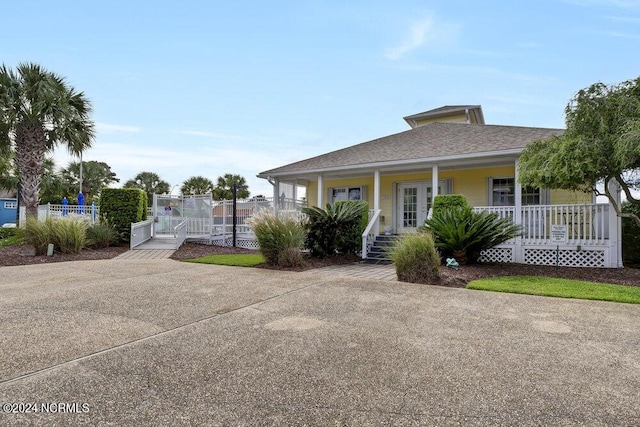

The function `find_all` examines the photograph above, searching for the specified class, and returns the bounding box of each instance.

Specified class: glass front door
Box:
[396,181,448,233]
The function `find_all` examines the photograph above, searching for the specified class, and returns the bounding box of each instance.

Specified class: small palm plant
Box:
[423,206,521,264]
[302,200,368,258]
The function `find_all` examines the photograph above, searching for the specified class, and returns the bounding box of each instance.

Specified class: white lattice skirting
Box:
[479,246,607,268]
[209,236,260,250]
[523,248,606,268]
[478,247,514,263]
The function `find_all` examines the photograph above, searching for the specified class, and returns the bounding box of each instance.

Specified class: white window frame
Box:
[327,186,367,204]
[487,177,548,206]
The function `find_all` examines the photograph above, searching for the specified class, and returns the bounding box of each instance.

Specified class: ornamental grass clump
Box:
[246,209,305,268]
[390,232,441,284]
[25,216,88,255]
[87,218,121,248]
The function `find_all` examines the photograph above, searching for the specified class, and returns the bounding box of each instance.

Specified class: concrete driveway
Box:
[0,259,638,426]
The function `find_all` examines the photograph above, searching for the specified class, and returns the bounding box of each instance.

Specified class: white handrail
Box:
[130,218,155,249]
[174,220,188,248]
[361,209,382,259]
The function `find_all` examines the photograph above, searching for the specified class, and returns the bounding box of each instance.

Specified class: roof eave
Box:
[257,147,523,179]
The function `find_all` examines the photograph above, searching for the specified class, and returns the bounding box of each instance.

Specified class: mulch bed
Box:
[2,242,639,288]
[0,244,129,267]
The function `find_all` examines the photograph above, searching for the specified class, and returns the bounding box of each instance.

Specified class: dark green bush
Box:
[622,201,640,267]
[302,200,368,258]
[432,194,469,216]
[99,188,147,242]
[423,206,521,264]
[390,232,440,284]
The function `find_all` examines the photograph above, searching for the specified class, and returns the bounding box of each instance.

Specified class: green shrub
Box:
[423,206,521,264]
[0,227,23,247]
[87,219,120,248]
[99,188,147,242]
[390,232,441,284]
[246,209,305,267]
[25,216,88,255]
[303,200,368,258]
[432,194,469,216]
[622,201,640,266]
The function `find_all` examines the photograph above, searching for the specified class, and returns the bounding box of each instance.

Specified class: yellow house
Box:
[258,105,622,268]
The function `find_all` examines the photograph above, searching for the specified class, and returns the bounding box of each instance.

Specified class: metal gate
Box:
[153,194,213,238]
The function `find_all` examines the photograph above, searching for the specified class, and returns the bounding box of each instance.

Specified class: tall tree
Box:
[0,148,18,196]
[0,63,94,216]
[181,176,214,196]
[60,160,119,203]
[39,158,65,204]
[0,152,63,202]
[213,173,250,200]
[124,171,170,206]
[519,77,640,227]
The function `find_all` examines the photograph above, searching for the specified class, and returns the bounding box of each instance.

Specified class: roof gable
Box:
[403,105,485,128]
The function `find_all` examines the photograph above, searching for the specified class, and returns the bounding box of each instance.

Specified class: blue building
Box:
[0,198,17,226]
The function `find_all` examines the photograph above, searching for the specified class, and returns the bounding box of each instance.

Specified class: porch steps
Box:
[364,235,399,265]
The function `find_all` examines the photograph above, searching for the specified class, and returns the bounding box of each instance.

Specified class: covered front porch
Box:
[269,157,623,268]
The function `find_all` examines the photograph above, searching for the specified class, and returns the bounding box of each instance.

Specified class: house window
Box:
[521,186,541,205]
[4,201,17,209]
[488,178,544,206]
[491,178,515,206]
[329,186,366,203]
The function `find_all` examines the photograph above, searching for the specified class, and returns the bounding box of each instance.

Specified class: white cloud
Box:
[95,122,142,133]
[385,13,460,60]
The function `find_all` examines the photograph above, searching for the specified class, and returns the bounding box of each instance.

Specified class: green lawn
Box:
[184,254,265,267]
[467,276,640,304]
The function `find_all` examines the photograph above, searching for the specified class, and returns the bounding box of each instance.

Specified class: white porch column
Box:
[273,178,279,214]
[431,164,439,204]
[317,175,323,207]
[374,170,380,211]
[513,159,523,263]
[607,179,623,268]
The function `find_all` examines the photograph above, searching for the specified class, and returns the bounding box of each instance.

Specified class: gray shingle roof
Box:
[258,122,563,177]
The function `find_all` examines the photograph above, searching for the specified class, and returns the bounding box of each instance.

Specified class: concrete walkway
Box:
[1,259,638,425]
[315,262,397,281]
[115,249,175,260]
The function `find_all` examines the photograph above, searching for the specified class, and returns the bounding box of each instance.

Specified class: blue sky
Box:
[3,0,640,197]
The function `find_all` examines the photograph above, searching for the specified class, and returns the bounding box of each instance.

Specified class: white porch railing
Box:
[210,197,306,236]
[473,204,610,245]
[361,209,381,259]
[130,218,155,249]
[174,220,188,248]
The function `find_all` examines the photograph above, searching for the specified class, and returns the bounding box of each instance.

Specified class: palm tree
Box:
[39,158,65,204]
[60,160,119,203]
[181,176,214,196]
[0,63,94,217]
[124,171,170,206]
[213,173,250,200]
[0,149,18,196]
